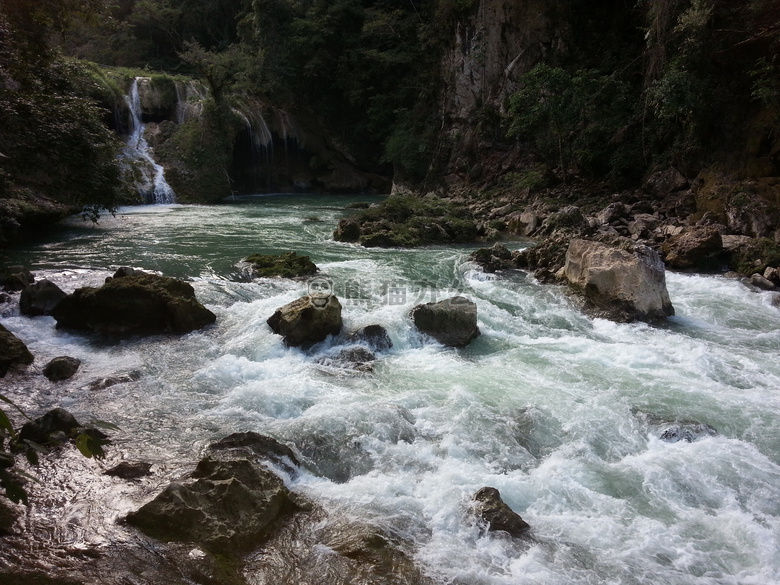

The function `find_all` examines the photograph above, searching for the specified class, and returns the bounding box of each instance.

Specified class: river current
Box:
[2,195,780,584]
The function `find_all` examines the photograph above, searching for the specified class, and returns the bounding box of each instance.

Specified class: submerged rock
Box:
[105,461,153,480]
[316,345,376,373]
[659,422,718,443]
[43,356,81,381]
[472,486,530,537]
[125,433,302,555]
[241,251,318,279]
[0,323,34,376]
[51,273,216,336]
[563,238,674,322]
[17,407,107,448]
[81,371,141,391]
[410,296,480,347]
[267,294,343,347]
[19,279,67,316]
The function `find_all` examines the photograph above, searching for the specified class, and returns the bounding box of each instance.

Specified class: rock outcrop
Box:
[51,273,216,336]
[267,294,343,347]
[661,226,723,270]
[0,323,34,376]
[20,279,67,316]
[410,296,480,347]
[563,238,674,322]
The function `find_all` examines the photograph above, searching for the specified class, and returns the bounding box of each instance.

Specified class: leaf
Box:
[87,419,121,432]
[0,408,15,437]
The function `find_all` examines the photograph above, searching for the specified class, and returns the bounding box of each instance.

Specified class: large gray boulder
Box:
[563,238,674,322]
[410,296,480,347]
[20,279,67,316]
[51,273,216,336]
[0,323,33,376]
[267,294,343,347]
[125,433,301,555]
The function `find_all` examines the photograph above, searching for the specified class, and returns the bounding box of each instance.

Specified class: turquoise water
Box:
[3,196,780,584]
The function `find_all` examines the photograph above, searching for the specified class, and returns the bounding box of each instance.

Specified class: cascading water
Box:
[1,196,780,584]
[124,77,175,204]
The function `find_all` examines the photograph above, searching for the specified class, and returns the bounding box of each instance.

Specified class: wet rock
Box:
[209,431,300,477]
[18,407,106,448]
[563,238,674,322]
[51,273,216,336]
[241,251,318,279]
[644,167,688,197]
[470,243,515,273]
[111,266,148,280]
[42,356,81,381]
[105,461,152,480]
[125,441,300,555]
[513,235,570,283]
[81,371,141,391]
[472,486,530,537]
[661,226,723,270]
[348,324,393,351]
[0,292,11,304]
[410,296,480,348]
[750,273,775,290]
[0,323,34,376]
[0,265,34,292]
[267,294,343,347]
[317,345,376,373]
[19,279,67,316]
[659,422,718,443]
[0,497,19,535]
[333,218,361,242]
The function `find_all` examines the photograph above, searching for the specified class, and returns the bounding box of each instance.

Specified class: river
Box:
[2,195,780,584]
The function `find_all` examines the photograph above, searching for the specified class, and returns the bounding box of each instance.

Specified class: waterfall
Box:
[124,77,176,204]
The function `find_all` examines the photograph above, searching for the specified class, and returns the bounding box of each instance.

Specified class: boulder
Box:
[316,345,376,373]
[750,273,775,290]
[348,324,393,351]
[333,218,361,242]
[267,294,343,347]
[472,487,530,537]
[106,266,148,281]
[51,273,216,336]
[764,266,780,286]
[410,296,480,348]
[537,205,590,237]
[470,243,515,273]
[42,356,81,381]
[19,279,67,316]
[644,167,688,197]
[661,226,723,269]
[595,202,629,226]
[563,238,674,322]
[241,251,318,279]
[0,323,34,376]
[0,265,34,292]
[125,434,301,555]
[506,209,539,236]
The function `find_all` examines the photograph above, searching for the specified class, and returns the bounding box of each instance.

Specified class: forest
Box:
[0,0,779,240]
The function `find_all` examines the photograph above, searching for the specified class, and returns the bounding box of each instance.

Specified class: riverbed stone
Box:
[563,238,674,322]
[105,461,152,480]
[43,356,81,381]
[19,279,67,316]
[0,323,34,376]
[470,243,515,272]
[0,265,34,292]
[472,486,530,537]
[267,294,343,347]
[51,273,216,336]
[410,296,480,347]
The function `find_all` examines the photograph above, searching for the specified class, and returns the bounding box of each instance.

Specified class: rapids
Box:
[2,195,780,584]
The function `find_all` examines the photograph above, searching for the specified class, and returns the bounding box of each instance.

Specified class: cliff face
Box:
[434,0,566,183]
[440,0,560,121]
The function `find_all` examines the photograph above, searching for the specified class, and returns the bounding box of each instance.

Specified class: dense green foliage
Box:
[0,1,126,222]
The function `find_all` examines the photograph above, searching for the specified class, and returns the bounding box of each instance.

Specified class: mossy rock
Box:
[727,237,780,276]
[243,252,318,278]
